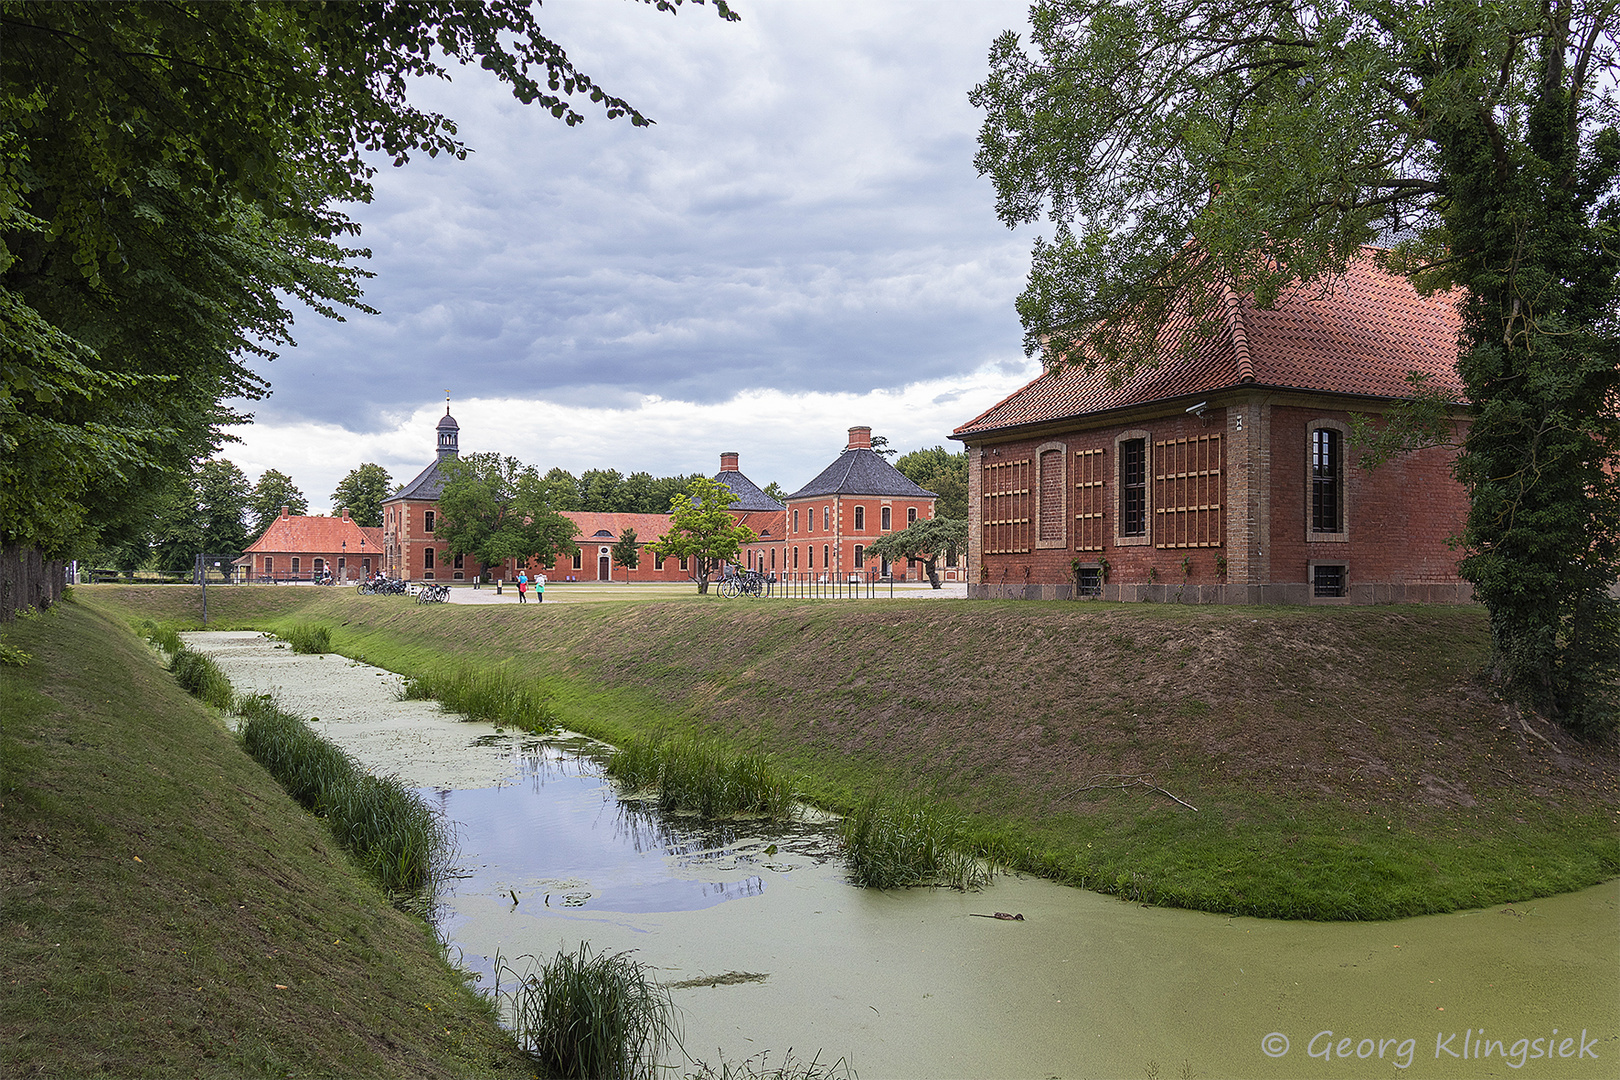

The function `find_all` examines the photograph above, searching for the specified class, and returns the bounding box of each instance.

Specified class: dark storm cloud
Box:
[248,0,1036,433]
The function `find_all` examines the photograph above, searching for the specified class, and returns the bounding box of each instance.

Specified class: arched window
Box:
[907,507,917,525]
[424,510,435,533]
[823,506,829,531]
[854,506,865,530]
[881,506,892,530]
[854,544,864,567]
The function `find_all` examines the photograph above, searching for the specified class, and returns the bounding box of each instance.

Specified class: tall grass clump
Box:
[238,696,448,894]
[841,792,993,890]
[605,736,796,820]
[140,620,183,659]
[402,664,558,734]
[168,647,236,711]
[499,943,677,1080]
[282,620,332,655]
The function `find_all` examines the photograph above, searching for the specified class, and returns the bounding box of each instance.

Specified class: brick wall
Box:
[963,395,1474,604]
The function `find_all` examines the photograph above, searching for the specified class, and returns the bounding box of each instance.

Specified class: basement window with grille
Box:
[1312,563,1347,598]
[1076,566,1103,597]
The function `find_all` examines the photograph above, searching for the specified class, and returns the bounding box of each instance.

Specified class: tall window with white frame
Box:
[1312,428,1343,533]
[1120,438,1147,537]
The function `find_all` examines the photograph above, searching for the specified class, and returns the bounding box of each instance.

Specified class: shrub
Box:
[605,736,796,820]
[840,792,993,890]
[501,943,677,1080]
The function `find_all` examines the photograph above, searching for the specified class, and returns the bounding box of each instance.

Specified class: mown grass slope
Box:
[0,597,532,1079]
[83,585,1620,920]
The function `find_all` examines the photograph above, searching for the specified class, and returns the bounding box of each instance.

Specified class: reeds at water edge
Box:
[401,664,559,734]
[840,791,993,890]
[604,735,797,821]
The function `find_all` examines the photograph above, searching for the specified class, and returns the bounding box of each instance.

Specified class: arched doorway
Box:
[598,546,611,581]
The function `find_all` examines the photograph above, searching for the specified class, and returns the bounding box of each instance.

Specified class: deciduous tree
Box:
[653,477,756,593]
[865,517,968,589]
[436,453,577,577]
[247,470,309,539]
[613,529,641,574]
[973,0,1620,734]
[1,0,737,563]
[330,464,393,528]
[895,446,968,519]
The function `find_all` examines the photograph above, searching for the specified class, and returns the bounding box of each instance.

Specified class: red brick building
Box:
[782,426,939,581]
[380,422,784,584]
[951,254,1475,603]
[715,452,787,577]
[381,407,462,581]
[236,507,384,583]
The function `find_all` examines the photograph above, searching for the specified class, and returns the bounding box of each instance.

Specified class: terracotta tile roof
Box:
[953,253,1465,440]
[564,511,675,542]
[733,509,787,540]
[241,515,379,556]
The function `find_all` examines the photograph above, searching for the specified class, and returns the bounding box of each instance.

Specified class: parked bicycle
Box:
[357,577,408,596]
[719,569,767,598]
[415,583,451,604]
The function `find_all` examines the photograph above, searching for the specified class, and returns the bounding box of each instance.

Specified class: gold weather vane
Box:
[444,390,451,415]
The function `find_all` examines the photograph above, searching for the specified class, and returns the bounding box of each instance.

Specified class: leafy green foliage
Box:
[1,0,738,559]
[539,466,706,514]
[652,476,757,593]
[893,445,968,518]
[865,517,968,588]
[147,458,251,573]
[612,528,641,570]
[168,647,236,712]
[330,463,392,528]
[435,452,578,574]
[247,469,310,538]
[972,0,1620,733]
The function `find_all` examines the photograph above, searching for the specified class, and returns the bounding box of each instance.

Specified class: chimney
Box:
[720,452,739,472]
[341,507,350,521]
[280,505,290,519]
[846,426,873,451]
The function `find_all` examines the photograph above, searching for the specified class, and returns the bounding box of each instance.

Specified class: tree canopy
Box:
[1,0,736,560]
[435,453,577,575]
[150,459,250,574]
[247,470,308,539]
[653,476,756,593]
[895,446,968,519]
[973,0,1620,733]
[865,517,968,589]
[331,464,393,528]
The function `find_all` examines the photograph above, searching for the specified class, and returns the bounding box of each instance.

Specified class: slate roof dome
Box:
[713,452,785,511]
[786,427,936,500]
[390,403,461,502]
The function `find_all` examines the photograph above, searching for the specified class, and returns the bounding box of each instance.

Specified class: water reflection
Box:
[428,740,836,929]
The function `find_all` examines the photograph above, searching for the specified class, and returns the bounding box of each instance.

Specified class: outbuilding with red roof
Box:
[951,252,1474,604]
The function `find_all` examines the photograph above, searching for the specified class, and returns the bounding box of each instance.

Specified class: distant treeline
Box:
[534,468,708,516]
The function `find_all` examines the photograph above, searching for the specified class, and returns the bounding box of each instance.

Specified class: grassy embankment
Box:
[0,596,533,1079]
[83,584,1620,921]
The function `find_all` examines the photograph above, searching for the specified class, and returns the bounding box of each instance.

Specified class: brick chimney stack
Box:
[846,426,873,451]
[341,507,350,521]
[720,452,739,472]
[280,505,290,519]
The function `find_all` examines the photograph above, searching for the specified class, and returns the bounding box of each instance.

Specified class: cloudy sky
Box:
[224,0,1043,511]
